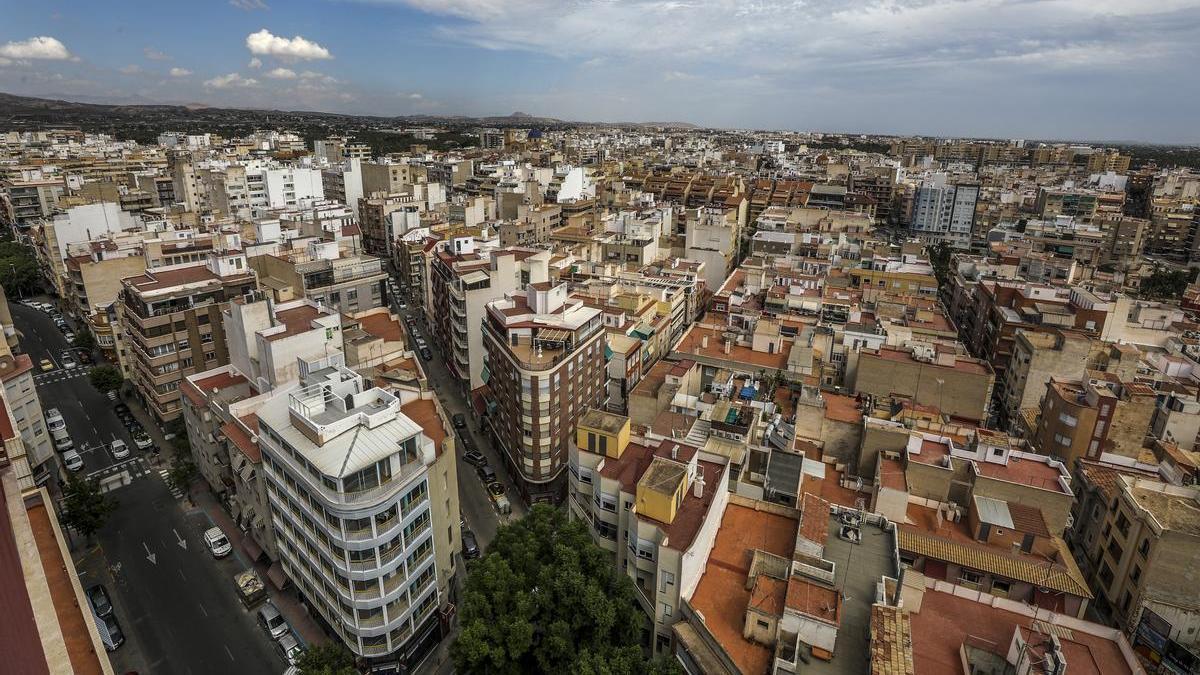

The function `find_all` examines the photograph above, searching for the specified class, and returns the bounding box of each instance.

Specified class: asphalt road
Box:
[11,301,284,674]
[390,298,511,552]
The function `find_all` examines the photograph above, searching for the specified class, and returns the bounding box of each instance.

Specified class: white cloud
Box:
[230,0,269,9]
[299,70,337,84]
[408,93,423,100]
[204,72,259,89]
[0,36,74,61]
[248,57,262,69]
[266,67,297,79]
[0,57,11,67]
[245,29,331,60]
[118,64,142,75]
[169,67,192,77]
[143,47,171,61]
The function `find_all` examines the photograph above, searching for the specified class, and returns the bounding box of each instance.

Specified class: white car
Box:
[62,449,84,472]
[110,440,129,460]
[54,436,74,452]
[61,357,78,370]
[203,527,232,558]
[133,432,153,451]
[45,409,66,433]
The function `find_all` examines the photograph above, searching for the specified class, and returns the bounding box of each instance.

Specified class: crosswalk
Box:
[34,368,88,386]
[86,457,183,498]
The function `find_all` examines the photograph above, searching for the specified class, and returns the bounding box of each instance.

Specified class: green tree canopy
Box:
[295,640,357,675]
[0,240,41,297]
[87,365,123,392]
[72,330,96,352]
[60,473,117,538]
[1140,267,1198,301]
[452,505,680,675]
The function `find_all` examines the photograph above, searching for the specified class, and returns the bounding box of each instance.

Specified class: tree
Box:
[72,330,96,352]
[1140,266,1198,301]
[926,241,954,288]
[165,452,197,494]
[60,473,117,539]
[88,365,123,392]
[452,505,681,675]
[294,641,357,675]
[0,241,41,297]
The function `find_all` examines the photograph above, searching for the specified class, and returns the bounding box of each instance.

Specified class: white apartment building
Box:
[258,363,459,669]
[0,353,54,486]
[909,173,979,248]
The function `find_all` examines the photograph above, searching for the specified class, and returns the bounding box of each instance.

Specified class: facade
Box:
[908,173,978,248]
[1001,329,1097,432]
[249,238,387,315]
[117,242,256,420]
[482,281,607,503]
[0,350,54,487]
[258,364,459,668]
[851,344,995,425]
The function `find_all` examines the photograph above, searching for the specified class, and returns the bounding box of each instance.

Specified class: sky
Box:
[1,0,1199,143]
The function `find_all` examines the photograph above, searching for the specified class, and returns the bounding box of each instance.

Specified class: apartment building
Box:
[359,193,422,257]
[429,239,543,393]
[852,344,995,425]
[1030,373,1156,466]
[1001,328,1098,432]
[0,177,63,225]
[257,364,459,669]
[249,237,387,315]
[683,205,742,292]
[1087,475,1200,656]
[908,174,978,248]
[482,281,607,503]
[31,202,138,297]
[566,411,729,655]
[0,349,54,487]
[117,243,256,421]
[1037,187,1099,220]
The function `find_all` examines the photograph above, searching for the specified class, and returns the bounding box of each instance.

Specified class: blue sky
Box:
[2,0,1199,142]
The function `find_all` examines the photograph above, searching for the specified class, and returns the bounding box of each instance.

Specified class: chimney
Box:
[701,334,709,349]
[693,473,705,499]
[724,339,732,355]
[671,444,678,460]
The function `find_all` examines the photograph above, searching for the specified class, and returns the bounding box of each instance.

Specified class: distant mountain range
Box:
[0,91,697,131]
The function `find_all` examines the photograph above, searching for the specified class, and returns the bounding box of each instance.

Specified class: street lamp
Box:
[9,264,21,300]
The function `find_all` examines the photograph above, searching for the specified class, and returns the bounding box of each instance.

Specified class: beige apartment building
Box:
[117,246,256,421]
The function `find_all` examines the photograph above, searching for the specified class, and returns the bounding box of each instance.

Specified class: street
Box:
[11,300,285,675]
[391,301,523,552]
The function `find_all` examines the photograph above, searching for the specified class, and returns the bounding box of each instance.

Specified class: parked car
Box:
[113,403,129,415]
[478,465,497,483]
[204,527,233,558]
[63,332,75,344]
[256,602,290,640]
[62,449,84,471]
[462,529,480,559]
[487,481,506,498]
[61,356,77,370]
[96,613,125,651]
[276,632,304,665]
[39,358,54,372]
[110,439,130,460]
[133,432,153,450]
[54,436,74,452]
[452,413,466,430]
[45,408,65,432]
[419,347,432,361]
[462,449,487,468]
[86,584,114,617]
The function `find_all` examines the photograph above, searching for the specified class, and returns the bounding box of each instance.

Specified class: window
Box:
[1131,565,1142,584]
[1115,513,1130,538]
[756,619,770,629]
[658,602,673,623]
[959,569,983,587]
[991,579,1011,597]
[660,570,675,591]
[1138,539,1150,559]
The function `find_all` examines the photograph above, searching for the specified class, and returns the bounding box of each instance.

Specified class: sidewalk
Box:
[190,487,328,648]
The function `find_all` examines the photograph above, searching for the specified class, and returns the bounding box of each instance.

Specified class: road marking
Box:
[174,528,188,549]
[224,646,234,662]
[198,603,208,617]
[143,541,157,565]
[178,569,186,581]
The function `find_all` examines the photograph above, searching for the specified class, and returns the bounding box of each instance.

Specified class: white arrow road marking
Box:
[173,528,187,549]
[143,541,157,565]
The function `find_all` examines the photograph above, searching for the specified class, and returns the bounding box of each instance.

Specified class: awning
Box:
[480,364,490,384]
[242,535,264,562]
[266,562,289,590]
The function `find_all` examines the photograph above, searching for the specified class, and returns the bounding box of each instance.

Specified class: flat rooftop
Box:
[908,586,1135,675]
[689,502,798,675]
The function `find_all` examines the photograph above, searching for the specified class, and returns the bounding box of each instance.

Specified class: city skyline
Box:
[0,0,1198,143]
